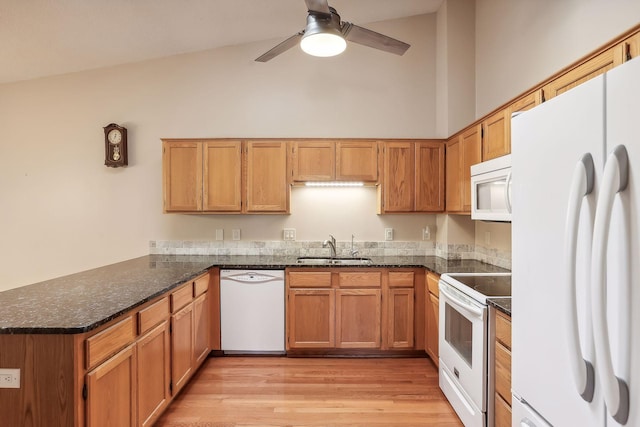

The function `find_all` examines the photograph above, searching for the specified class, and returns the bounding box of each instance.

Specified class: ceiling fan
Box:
[255,0,410,62]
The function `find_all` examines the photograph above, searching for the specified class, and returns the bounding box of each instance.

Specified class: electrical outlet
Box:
[283,228,296,241]
[423,226,431,240]
[0,369,20,389]
[232,229,241,241]
[385,228,393,241]
[215,229,224,241]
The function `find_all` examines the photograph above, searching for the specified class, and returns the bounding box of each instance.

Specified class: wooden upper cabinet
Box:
[336,141,378,182]
[446,125,481,214]
[461,126,482,212]
[291,141,335,181]
[482,110,509,161]
[543,46,616,101]
[203,141,242,212]
[415,141,445,212]
[380,140,444,213]
[381,141,414,212]
[162,141,202,212]
[245,141,290,213]
[291,140,378,183]
[445,137,462,212]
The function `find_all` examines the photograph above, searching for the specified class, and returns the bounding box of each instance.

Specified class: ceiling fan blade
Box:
[342,22,410,56]
[255,32,304,62]
[304,0,331,15]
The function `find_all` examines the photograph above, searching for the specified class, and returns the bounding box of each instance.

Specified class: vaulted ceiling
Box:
[2,0,443,84]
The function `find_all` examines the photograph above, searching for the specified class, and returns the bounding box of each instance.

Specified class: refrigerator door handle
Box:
[505,170,513,213]
[591,145,630,425]
[564,153,596,402]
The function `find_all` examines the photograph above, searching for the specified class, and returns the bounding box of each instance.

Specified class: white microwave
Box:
[470,154,512,222]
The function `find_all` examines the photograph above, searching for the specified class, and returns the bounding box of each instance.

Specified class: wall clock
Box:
[104,123,128,167]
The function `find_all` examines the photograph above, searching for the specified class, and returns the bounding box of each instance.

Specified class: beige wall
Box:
[475,0,640,117]
[0,14,438,291]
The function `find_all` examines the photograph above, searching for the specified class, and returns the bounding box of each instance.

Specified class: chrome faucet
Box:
[350,234,359,258]
[323,234,337,258]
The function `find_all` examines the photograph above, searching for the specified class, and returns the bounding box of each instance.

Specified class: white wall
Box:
[476,0,640,117]
[0,14,437,291]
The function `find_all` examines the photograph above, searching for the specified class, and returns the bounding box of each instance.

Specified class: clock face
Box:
[108,129,122,144]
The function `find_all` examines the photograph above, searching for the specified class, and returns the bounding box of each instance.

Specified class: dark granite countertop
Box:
[488,297,511,316]
[0,254,509,335]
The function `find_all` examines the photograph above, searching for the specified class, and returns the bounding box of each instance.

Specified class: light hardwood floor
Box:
[155,356,463,427]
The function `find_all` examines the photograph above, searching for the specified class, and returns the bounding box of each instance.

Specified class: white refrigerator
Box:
[511,55,640,426]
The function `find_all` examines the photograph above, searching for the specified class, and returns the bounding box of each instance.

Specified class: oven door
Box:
[439,280,488,413]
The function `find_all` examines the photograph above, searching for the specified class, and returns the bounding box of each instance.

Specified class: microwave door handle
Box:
[564,153,596,402]
[505,170,513,213]
[438,285,483,318]
[591,145,630,424]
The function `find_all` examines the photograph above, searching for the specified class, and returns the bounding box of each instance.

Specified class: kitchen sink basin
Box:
[296,256,373,265]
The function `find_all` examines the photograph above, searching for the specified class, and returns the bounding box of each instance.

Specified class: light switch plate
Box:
[0,368,20,388]
[232,229,241,241]
[385,228,393,241]
[215,229,224,241]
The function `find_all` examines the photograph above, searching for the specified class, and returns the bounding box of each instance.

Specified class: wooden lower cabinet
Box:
[86,344,137,427]
[336,289,382,348]
[425,272,440,366]
[287,288,336,348]
[137,321,170,427]
[286,268,419,353]
[492,309,512,426]
[193,292,211,366]
[171,298,195,395]
[386,288,414,348]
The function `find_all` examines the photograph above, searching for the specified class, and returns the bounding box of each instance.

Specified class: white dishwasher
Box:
[219,269,285,354]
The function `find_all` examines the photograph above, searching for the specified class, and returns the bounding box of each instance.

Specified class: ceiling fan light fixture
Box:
[300,9,346,57]
[300,31,346,57]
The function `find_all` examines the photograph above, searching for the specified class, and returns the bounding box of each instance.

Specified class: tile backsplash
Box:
[150,240,511,269]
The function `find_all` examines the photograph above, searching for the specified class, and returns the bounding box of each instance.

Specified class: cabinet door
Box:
[86,344,137,427]
[203,141,242,212]
[542,46,616,100]
[171,303,194,394]
[287,289,335,349]
[137,321,170,427]
[336,289,382,349]
[445,137,462,212]
[162,141,202,212]
[382,141,414,212]
[336,141,378,182]
[461,125,482,212]
[425,292,439,367]
[291,141,335,181]
[386,288,414,349]
[193,292,210,366]
[245,141,290,212]
[482,110,509,161]
[415,141,445,212]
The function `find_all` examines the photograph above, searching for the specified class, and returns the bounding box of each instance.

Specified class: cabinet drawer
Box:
[86,316,135,369]
[495,340,512,405]
[495,310,512,349]
[494,392,512,427]
[138,297,169,335]
[338,272,381,288]
[426,272,440,297]
[194,274,209,297]
[171,284,194,313]
[388,271,414,288]
[288,271,332,288]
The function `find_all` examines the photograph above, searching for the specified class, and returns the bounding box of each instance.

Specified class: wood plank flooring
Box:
[154,356,462,427]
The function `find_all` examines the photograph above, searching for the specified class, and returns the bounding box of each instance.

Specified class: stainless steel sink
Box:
[296,256,372,265]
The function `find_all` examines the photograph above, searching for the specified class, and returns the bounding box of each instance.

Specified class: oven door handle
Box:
[439,285,484,318]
